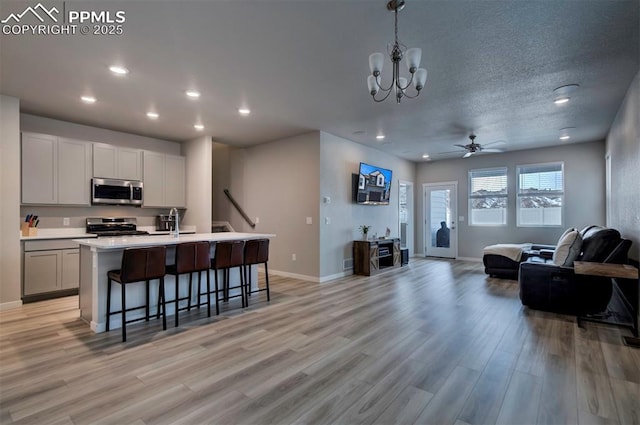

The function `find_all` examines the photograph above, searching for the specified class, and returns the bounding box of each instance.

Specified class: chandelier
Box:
[367,0,427,103]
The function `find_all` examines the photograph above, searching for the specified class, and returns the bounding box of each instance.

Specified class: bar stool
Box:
[165,241,212,327]
[210,240,246,308]
[243,239,270,304]
[106,246,167,342]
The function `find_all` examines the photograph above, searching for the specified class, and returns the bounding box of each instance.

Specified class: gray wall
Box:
[606,71,639,261]
[227,132,321,279]
[0,95,22,308]
[319,132,416,278]
[211,142,234,224]
[182,135,212,233]
[416,141,606,259]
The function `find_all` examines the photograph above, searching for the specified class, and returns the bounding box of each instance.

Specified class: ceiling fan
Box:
[444,134,505,158]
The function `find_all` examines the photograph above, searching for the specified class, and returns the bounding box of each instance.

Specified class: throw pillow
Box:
[552,229,582,266]
[559,227,577,240]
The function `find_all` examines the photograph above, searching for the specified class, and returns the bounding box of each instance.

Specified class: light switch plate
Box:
[458,216,465,222]
[306,217,313,225]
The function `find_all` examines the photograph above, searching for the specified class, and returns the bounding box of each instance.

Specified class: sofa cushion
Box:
[552,229,582,266]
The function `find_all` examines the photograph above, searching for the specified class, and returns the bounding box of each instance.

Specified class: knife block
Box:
[21,223,37,237]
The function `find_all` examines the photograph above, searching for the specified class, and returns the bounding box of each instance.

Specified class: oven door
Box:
[92,178,143,205]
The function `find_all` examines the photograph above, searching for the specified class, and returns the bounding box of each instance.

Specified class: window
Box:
[469,167,508,225]
[517,162,564,226]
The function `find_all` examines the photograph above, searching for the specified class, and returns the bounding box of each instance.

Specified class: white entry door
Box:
[424,182,457,258]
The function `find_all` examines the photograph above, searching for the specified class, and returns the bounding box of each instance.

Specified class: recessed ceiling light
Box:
[559,135,570,140]
[553,84,579,105]
[376,135,385,140]
[109,65,129,75]
[186,90,201,99]
[422,153,430,159]
[194,124,204,131]
[81,96,96,104]
[238,108,251,115]
[146,112,159,119]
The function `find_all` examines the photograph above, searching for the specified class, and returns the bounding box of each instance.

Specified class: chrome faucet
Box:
[168,208,179,237]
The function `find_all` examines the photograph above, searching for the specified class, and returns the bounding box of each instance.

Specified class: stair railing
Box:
[223,189,256,228]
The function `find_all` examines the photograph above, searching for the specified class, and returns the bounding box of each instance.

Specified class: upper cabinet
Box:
[21,133,91,205]
[143,152,186,208]
[93,143,142,180]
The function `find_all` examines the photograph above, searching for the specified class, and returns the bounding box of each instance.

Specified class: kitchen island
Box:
[74,232,275,333]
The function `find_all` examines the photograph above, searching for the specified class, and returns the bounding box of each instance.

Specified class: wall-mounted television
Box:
[354,162,393,205]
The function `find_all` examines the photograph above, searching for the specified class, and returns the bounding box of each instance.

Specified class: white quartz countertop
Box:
[20,228,97,241]
[73,232,276,250]
[19,225,198,241]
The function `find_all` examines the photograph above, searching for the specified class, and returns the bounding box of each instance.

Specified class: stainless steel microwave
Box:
[91,178,143,206]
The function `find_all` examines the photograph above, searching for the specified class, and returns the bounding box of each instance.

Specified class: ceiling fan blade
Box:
[482,140,507,147]
[463,151,474,158]
[436,150,465,155]
[453,144,468,149]
[481,148,504,153]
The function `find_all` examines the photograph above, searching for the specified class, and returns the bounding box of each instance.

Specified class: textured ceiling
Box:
[1,0,638,161]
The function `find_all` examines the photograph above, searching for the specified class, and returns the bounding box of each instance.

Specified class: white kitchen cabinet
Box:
[58,138,92,205]
[93,143,142,180]
[143,151,186,207]
[23,250,60,295]
[61,249,80,290]
[164,154,186,207]
[21,133,91,206]
[21,133,57,204]
[118,148,143,180]
[142,151,164,207]
[23,240,80,297]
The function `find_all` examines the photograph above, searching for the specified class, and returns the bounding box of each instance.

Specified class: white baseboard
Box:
[456,256,483,262]
[268,269,320,283]
[0,300,23,311]
[319,271,349,283]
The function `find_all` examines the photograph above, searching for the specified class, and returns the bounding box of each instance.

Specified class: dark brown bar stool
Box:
[106,246,167,342]
[165,241,212,327]
[243,239,270,304]
[210,240,246,308]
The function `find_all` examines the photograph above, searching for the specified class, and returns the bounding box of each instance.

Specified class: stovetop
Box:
[90,230,150,237]
[86,217,149,237]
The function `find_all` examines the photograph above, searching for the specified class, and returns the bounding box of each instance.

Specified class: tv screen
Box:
[356,162,393,205]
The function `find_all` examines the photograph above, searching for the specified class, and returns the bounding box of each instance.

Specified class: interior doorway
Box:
[423,182,458,259]
[398,181,414,256]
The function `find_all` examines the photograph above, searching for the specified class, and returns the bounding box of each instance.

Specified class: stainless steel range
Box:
[86,217,149,237]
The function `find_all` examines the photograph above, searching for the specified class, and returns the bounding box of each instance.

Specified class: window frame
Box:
[468,166,508,227]
[516,161,565,228]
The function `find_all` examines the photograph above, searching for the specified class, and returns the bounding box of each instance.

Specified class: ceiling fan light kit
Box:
[367,0,428,103]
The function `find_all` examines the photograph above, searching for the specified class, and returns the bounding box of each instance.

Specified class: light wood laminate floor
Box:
[1,259,639,425]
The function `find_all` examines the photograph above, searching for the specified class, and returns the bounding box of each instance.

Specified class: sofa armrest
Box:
[519,262,578,313]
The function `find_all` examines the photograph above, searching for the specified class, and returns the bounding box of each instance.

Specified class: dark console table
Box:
[353,238,401,276]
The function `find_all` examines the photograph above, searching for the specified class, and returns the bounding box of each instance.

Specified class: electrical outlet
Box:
[306,217,312,225]
[325,217,331,225]
[255,217,260,224]
[292,253,297,261]
[63,217,70,226]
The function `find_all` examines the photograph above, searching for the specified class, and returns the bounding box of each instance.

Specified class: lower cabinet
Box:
[353,238,401,276]
[23,240,80,299]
